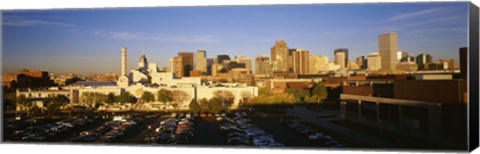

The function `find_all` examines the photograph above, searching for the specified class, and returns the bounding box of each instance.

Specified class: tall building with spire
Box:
[379,32,398,71]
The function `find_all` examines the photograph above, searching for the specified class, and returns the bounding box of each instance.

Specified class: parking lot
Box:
[4,111,362,149]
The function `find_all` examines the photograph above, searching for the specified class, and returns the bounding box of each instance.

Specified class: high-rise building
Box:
[367,52,381,71]
[172,56,184,77]
[178,52,194,77]
[309,55,318,74]
[356,56,365,69]
[379,32,398,71]
[121,47,127,76]
[334,48,348,69]
[271,40,290,72]
[206,58,214,75]
[318,56,329,73]
[309,55,329,74]
[234,56,252,73]
[255,55,272,75]
[292,49,309,74]
[194,50,207,73]
[416,53,433,70]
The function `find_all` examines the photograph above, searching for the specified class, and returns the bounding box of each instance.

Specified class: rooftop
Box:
[68,81,116,87]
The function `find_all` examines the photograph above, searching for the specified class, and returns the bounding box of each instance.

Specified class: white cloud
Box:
[389,8,442,21]
[3,15,75,27]
[93,30,216,43]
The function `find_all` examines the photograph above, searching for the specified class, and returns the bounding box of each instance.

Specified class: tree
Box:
[4,91,17,111]
[117,91,135,104]
[240,91,253,105]
[284,88,297,102]
[105,93,116,104]
[17,94,29,109]
[213,90,235,109]
[198,98,209,112]
[44,95,70,116]
[208,98,223,114]
[189,99,201,112]
[80,92,108,107]
[310,82,328,103]
[293,89,310,103]
[141,91,155,103]
[171,90,190,110]
[157,89,173,104]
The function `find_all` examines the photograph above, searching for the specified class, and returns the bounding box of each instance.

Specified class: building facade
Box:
[334,48,349,69]
[271,40,290,72]
[379,32,398,71]
[194,50,207,73]
[292,49,309,75]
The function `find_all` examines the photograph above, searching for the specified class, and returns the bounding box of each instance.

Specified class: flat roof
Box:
[68,81,116,87]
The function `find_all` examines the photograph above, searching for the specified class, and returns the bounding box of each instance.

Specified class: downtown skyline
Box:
[2,2,468,76]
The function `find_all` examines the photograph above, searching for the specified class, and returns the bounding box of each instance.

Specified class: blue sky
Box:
[2,2,468,76]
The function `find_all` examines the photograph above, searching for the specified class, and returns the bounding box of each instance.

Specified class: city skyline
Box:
[2,2,468,76]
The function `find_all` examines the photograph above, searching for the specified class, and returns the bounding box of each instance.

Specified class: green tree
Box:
[44,95,70,116]
[294,89,310,103]
[105,93,117,104]
[208,98,223,114]
[80,92,108,107]
[141,91,155,103]
[157,89,173,104]
[117,91,135,104]
[284,88,297,102]
[189,99,201,112]
[310,82,328,103]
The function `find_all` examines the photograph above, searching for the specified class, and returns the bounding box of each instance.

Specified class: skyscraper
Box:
[194,50,207,73]
[334,48,348,69]
[121,47,127,76]
[379,32,398,71]
[292,49,309,74]
[255,55,271,75]
[178,52,194,77]
[367,52,381,71]
[172,56,183,77]
[416,53,433,70]
[271,40,290,72]
[309,55,329,74]
[206,58,214,75]
[356,56,365,69]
